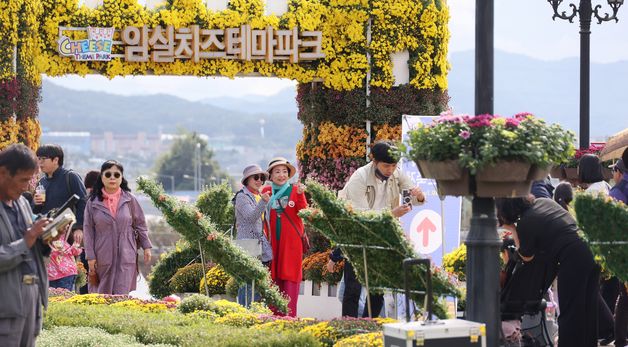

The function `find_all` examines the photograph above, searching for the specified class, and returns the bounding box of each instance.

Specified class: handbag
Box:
[281,212,311,254]
[88,270,99,287]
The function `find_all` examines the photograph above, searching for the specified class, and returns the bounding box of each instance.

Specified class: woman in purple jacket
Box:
[83,160,152,294]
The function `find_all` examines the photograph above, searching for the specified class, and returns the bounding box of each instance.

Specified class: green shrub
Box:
[575,193,628,282]
[38,326,174,347]
[199,265,229,296]
[149,244,199,298]
[196,183,235,234]
[170,263,206,294]
[178,294,215,314]
[44,302,319,346]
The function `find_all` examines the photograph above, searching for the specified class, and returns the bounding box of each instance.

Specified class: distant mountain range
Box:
[40,50,628,141]
[448,51,628,139]
[39,81,301,149]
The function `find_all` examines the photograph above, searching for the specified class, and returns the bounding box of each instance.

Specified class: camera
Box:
[402,189,412,206]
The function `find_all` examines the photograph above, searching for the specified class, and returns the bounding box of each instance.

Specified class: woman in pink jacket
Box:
[83,160,152,294]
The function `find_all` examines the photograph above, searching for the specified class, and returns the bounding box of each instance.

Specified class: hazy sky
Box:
[50,0,628,99]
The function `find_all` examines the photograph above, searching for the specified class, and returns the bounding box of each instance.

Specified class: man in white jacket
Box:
[328,141,425,317]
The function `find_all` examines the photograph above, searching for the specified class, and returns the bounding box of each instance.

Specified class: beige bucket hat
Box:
[266,157,296,179]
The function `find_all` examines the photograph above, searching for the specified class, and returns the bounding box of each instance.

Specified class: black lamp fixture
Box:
[546,0,623,149]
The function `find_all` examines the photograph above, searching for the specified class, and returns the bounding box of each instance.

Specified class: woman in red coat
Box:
[263,157,307,316]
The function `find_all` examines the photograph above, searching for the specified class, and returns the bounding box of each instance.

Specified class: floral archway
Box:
[0,0,450,184]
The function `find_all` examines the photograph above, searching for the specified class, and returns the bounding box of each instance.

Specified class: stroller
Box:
[500,240,558,347]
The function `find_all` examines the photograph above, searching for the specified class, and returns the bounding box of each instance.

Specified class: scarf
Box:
[375,168,390,181]
[102,188,122,217]
[268,182,292,240]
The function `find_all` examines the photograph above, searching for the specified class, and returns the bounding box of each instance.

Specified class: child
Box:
[48,232,82,291]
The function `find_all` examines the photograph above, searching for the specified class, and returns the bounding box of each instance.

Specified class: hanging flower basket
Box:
[416,160,471,196]
[550,166,565,179]
[564,168,578,180]
[528,164,552,181]
[475,161,533,198]
[403,112,575,198]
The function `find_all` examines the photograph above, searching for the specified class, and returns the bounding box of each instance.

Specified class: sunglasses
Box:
[251,174,266,183]
[104,172,121,179]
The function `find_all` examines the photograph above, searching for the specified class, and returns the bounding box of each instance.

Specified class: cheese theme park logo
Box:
[58,27,114,61]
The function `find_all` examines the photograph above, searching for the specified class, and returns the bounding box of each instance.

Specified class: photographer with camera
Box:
[0,144,56,347]
[327,141,425,317]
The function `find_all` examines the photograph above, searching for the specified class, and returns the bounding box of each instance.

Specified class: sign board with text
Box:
[58,25,324,63]
[399,115,462,266]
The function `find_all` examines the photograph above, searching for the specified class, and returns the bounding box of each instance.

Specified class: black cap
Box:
[371,141,398,164]
[610,159,627,174]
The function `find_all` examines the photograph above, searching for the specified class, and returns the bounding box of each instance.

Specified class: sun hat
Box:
[609,159,627,174]
[266,157,296,179]
[241,164,269,185]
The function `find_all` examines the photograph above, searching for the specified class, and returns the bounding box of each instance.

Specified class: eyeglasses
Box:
[251,174,266,183]
[104,172,121,179]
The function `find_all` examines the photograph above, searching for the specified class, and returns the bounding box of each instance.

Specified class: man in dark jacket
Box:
[0,144,52,347]
[32,144,87,245]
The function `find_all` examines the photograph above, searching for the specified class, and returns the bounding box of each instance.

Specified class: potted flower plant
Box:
[404,112,575,197]
[558,143,611,181]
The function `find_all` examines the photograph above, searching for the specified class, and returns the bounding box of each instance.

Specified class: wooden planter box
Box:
[528,165,552,181]
[564,167,578,180]
[550,166,565,179]
[415,160,471,196]
[475,161,533,198]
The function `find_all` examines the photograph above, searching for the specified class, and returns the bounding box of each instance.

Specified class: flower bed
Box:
[38,326,174,347]
[303,250,344,285]
[45,291,395,346]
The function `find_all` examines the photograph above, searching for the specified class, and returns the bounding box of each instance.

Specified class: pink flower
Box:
[459,130,471,139]
[514,112,533,120]
[466,114,493,128]
[505,118,520,128]
[437,114,465,124]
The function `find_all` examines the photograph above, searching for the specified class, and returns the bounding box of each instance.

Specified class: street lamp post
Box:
[195,143,201,192]
[466,2,501,347]
[547,0,624,149]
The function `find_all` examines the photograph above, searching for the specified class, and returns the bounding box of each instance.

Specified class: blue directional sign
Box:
[399,115,462,267]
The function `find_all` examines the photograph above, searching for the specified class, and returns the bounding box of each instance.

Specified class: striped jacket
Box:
[234,188,272,262]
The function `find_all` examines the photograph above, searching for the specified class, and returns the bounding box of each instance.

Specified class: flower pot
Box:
[435,175,471,196]
[475,180,534,198]
[475,161,533,197]
[476,161,532,182]
[550,166,565,179]
[528,165,552,181]
[564,168,578,180]
[416,160,464,180]
[416,160,471,196]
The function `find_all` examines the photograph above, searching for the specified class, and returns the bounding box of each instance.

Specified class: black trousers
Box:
[342,261,384,318]
[556,241,599,347]
[78,252,89,294]
[615,284,628,347]
[602,277,621,315]
[599,292,615,339]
